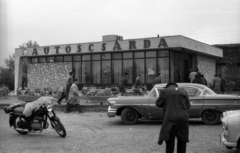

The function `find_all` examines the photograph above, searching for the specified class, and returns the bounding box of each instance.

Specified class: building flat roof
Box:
[15,35,223,58]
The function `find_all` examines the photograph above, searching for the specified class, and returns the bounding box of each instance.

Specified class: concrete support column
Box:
[14,55,23,94]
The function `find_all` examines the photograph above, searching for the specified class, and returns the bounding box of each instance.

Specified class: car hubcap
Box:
[127,112,135,121]
[206,111,216,121]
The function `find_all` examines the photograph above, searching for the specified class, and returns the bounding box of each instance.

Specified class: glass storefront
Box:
[29,49,193,87]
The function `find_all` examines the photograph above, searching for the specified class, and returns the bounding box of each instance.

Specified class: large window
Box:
[82,55,91,84]
[134,59,145,84]
[123,59,133,84]
[73,62,81,83]
[82,61,91,84]
[92,54,101,84]
[112,60,122,84]
[158,58,169,83]
[102,60,111,84]
[112,53,122,84]
[170,51,182,82]
[146,58,156,84]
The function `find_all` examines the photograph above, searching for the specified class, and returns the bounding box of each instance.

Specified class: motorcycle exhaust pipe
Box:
[15,128,29,132]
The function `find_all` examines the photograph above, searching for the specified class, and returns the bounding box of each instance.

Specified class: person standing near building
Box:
[156,82,191,153]
[200,74,208,86]
[212,74,222,94]
[65,78,83,113]
[135,75,143,86]
[192,74,202,84]
[219,74,225,94]
[189,69,197,83]
[153,73,162,86]
[119,73,129,93]
[57,72,74,104]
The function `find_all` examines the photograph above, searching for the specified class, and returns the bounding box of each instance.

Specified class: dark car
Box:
[107,83,240,125]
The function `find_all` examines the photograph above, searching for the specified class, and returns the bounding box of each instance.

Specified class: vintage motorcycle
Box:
[4,103,67,137]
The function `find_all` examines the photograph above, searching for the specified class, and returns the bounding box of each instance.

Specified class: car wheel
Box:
[201,110,220,125]
[121,108,139,125]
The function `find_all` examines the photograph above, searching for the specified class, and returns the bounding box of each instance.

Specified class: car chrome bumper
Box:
[220,133,237,148]
[107,106,117,117]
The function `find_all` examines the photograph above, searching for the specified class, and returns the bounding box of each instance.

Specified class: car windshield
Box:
[203,87,216,96]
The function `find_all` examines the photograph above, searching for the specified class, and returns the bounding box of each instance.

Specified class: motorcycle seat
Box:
[14,107,25,114]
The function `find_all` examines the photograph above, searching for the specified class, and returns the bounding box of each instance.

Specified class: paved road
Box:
[0,110,237,153]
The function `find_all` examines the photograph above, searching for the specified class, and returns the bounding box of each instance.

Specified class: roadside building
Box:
[14,35,222,92]
[215,44,240,91]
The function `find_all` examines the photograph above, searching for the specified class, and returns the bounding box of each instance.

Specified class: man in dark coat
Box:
[200,74,208,86]
[119,73,129,93]
[192,74,202,84]
[219,74,225,94]
[156,82,191,153]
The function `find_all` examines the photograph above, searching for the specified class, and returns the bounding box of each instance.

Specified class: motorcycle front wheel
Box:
[13,116,29,135]
[52,119,66,137]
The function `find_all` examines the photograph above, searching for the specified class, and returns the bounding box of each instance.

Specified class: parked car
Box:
[221,110,240,152]
[107,83,240,125]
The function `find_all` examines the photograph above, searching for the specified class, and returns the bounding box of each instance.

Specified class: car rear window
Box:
[180,87,201,97]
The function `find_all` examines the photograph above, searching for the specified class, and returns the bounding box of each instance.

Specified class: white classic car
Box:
[221,110,240,152]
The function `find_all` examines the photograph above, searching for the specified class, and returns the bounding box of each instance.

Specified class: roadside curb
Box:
[0,103,108,112]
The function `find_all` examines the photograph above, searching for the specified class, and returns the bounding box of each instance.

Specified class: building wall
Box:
[197,54,216,85]
[27,62,72,91]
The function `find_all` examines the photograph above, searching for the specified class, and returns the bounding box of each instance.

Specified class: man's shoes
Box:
[64,111,69,113]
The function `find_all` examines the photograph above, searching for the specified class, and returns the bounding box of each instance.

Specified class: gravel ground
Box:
[0,110,237,153]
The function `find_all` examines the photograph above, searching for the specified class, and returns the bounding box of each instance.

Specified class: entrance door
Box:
[184,60,189,82]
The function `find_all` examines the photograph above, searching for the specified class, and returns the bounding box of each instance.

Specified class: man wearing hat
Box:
[156,82,191,153]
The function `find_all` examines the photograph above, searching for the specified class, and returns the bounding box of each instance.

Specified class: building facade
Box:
[215,44,240,90]
[14,35,223,92]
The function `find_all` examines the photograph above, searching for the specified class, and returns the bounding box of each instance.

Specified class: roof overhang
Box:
[15,35,223,58]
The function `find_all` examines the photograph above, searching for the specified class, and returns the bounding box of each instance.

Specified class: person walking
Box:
[119,73,129,93]
[153,73,162,86]
[156,82,191,153]
[135,75,143,86]
[219,74,225,94]
[57,72,74,104]
[65,78,84,113]
[212,74,222,94]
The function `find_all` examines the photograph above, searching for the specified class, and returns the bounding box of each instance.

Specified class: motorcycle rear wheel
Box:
[52,120,66,137]
[14,116,29,135]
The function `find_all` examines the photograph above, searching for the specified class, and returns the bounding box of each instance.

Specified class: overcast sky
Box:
[0,0,239,66]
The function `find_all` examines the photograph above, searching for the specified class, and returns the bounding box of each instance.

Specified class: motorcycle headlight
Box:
[47,105,53,111]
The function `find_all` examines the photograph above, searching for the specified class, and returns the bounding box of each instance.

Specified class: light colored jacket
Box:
[68,83,80,104]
